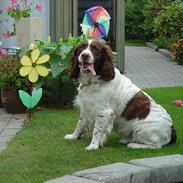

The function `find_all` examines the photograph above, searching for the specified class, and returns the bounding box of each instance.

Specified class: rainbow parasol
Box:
[81,6,111,39]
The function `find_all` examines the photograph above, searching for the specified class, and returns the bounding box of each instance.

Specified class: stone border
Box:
[146,42,173,60]
[44,154,183,183]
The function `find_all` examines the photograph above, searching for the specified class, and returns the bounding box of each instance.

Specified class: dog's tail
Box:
[169,125,177,144]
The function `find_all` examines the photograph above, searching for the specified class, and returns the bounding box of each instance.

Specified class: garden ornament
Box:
[19,48,50,83]
[81,6,110,39]
[19,88,43,119]
[19,88,43,109]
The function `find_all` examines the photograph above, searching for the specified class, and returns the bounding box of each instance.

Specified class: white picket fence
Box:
[0,0,50,47]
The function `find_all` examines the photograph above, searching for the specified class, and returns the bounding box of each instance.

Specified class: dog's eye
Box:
[91,44,99,51]
[80,43,87,49]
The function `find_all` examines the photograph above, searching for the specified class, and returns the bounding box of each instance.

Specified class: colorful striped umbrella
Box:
[81,6,111,39]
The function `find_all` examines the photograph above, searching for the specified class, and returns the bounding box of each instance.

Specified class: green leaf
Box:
[31,88,43,108]
[51,55,67,77]
[19,90,31,109]
[60,45,73,59]
[34,78,45,89]
[20,46,30,56]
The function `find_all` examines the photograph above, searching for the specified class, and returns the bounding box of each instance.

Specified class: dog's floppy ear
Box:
[70,47,80,79]
[100,44,115,81]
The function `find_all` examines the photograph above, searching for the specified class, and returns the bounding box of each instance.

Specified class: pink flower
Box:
[35,3,42,12]
[5,6,14,11]
[2,32,12,38]
[10,0,18,4]
[0,49,8,56]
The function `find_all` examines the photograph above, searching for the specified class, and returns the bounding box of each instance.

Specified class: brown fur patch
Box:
[169,125,177,144]
[121,91,150,120]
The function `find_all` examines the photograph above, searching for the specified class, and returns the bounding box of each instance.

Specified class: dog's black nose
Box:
[81,53,90,60]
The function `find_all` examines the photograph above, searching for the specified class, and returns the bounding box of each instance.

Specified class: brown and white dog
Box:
[64,40,176,150]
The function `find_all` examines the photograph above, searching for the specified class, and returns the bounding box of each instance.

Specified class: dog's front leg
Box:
[64,116,87,140]
[85,109,115,150]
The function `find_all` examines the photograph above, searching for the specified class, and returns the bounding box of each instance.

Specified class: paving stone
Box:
[0,109,26,153]
[0,135,12,143]
[74,162,152,183]
[159,49,172,59]
[0,116,12,122]
[1,128,19,136]
[44,175,102,183]
[13,114,27,121]
[125,46,183,88]
[0,142,7,151]
[129,154,183,183]
[6,122,23,129]
[0,123,8,129]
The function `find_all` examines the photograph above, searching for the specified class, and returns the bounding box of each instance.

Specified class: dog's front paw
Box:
[64,134,78,140]
[85,143,99,150]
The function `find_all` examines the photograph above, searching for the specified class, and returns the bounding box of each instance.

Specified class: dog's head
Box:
[70,40,115,81]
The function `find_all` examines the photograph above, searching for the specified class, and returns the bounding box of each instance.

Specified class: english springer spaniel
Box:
[64,40,176,150]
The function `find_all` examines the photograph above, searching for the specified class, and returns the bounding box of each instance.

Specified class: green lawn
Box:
[0,87,183,183]
[125,39,146,46]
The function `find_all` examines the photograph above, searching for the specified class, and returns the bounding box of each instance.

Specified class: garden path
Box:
[125,46,183,89]
[0,108,26,152]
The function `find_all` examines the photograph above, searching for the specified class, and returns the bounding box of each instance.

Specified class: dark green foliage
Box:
[143,2,165,40]
[154,2,183,38]
[126,0,183,51]
[153,36,178,49]
[0,55,30,90]
[125,0,148,39]
[41,74,77,107]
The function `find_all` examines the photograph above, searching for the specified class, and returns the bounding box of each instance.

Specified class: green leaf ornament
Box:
[18,88,43,109]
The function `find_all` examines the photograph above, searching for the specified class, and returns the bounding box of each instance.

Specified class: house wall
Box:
[0,0,50,47]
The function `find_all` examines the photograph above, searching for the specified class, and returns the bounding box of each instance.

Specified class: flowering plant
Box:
[0,54,30,90]
[171,38,183,65]
[19,35,85,86]
[2,0,42,37]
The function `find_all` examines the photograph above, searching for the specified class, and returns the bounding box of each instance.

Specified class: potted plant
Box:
[0,48,9,108]
[0,54,30,113]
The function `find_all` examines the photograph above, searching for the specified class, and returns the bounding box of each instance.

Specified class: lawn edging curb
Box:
[146,42,173,60]
[44,154,183,183]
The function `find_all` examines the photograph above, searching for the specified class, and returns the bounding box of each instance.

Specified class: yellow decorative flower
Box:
[19,49,50,83]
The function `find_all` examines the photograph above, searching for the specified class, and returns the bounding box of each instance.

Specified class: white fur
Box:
[78,40,94,64]
[64,68,173,150]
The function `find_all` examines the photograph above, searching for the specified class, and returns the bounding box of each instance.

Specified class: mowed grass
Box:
[125,39,147,46]
[0,87,183,183]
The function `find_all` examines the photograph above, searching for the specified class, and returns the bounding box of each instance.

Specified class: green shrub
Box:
[153,2,183,38]
[143,2,164,40]
[41,74,77,107]
[125,0,148,39]
[143,0,176,40]
[0,55,30,90]
[153,36,178,49]
[125,0,176,40]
